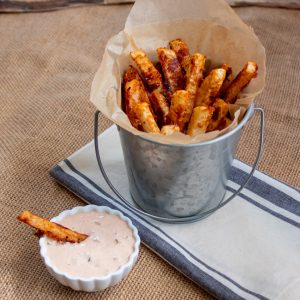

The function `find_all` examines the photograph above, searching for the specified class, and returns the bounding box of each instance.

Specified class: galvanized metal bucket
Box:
[94,104,264,223]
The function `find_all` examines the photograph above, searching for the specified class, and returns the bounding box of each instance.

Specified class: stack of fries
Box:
[123,38,258,137]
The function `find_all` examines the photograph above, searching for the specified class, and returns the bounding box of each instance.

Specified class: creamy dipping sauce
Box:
[45,211,135,278]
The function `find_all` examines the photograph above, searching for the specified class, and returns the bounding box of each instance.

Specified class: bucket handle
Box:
[94,107,264,223]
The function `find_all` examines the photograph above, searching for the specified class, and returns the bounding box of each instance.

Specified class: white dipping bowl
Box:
[39,205,140,292]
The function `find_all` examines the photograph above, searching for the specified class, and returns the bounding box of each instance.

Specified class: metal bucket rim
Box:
[120,103,255,148]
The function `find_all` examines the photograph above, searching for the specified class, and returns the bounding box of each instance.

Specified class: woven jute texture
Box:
[0,5,299,300]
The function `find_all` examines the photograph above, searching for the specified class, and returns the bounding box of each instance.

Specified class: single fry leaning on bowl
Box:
[17,210,88,243]
[124,39,258,136]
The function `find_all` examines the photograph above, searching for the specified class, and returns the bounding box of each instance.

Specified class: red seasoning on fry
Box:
[157,48,185,94]
[130,50,163,91]
[223,61,258,103]
[121,39,257,137]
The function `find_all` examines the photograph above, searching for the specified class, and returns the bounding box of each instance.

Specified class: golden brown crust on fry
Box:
[223,61,258,103]
[194,68,226,107]
[161,125,180,135]
[207,98,229,132]
[218,64,233,96]
[186,53,206,103]
[154,61,173,102]
[134,102,160,133]
[168,90,191,132]
[130,50,163,91]
[17,211,88,243]
[123,65,141,84]
[220,63,231,74]
[124,79,151,130]
[169,39,190,73]
[123,66,141,113]
[149,90,170,127]
[123,66,146,113]
[157,48,184,94]
[124,46,258,138]
[187,106,215,136]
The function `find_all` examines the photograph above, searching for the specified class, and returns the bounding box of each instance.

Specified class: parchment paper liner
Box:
[90,0,266,145]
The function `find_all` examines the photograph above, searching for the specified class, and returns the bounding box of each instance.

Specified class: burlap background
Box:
[0,4,299,299]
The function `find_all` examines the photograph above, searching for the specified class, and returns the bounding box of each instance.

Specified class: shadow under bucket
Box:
[94,104,264,223]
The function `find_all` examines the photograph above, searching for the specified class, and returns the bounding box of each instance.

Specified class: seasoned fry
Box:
[130,50,163,91]
[125,78,152,106]
[124,78,152,129]
[169,38,190,73]
[207,99,229,132]
[218,64,233,96]
[220,63,231,74]
[17,211,88,243]
[194,68,226,107]
[149,90,170,127]
[123,66,144,116]
[223,61,258,103]
[216,117,232,131]
[153,62,173,101]
[134,102,160,133]
[186,53,206,103]
[187,106,215,136]
[161,125,180,135]
[168,90,191,132]
[123,42,258,137]
[123,65,141,84]
[157,48,184,94]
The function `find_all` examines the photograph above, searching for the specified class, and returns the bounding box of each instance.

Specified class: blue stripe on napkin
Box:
[230,167,300,216]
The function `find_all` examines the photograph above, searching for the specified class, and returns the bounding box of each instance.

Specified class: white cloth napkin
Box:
[51,126,300,299]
